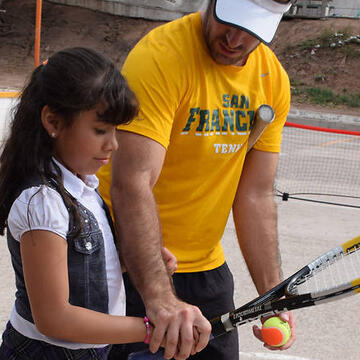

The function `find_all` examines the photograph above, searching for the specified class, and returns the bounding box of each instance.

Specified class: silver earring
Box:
[51,132,56,138]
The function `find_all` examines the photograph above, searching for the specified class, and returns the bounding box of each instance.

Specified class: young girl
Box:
[0,47,176,359]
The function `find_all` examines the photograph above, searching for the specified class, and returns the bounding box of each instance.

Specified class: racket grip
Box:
[128,348,165,360]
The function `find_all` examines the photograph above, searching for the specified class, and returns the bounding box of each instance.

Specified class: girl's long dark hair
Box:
[0,47,138,235]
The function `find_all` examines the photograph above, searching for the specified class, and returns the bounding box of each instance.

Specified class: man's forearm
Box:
[112,184,174,302]
[233,191,282,295]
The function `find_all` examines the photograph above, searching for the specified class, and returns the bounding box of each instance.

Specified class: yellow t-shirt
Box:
[98,12,290,272]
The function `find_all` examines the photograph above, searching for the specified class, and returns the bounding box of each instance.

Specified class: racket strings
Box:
[295,249,360,295]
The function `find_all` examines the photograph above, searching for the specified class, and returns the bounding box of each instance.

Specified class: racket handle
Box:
[128,348,165,360]
[247,104,275,153]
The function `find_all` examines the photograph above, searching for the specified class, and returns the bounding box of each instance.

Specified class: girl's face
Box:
[53,102,118,177]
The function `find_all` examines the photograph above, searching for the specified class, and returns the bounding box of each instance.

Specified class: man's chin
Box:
[211,53,245,66]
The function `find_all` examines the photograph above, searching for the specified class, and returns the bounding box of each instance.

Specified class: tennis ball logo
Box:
[261,317,291,347]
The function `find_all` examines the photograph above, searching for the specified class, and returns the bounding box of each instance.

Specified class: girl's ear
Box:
[41,105,62,138]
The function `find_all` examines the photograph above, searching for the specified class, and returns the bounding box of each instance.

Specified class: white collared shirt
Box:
[7,159,125,349]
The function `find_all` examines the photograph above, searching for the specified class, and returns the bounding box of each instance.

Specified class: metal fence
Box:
[286,0,360,18]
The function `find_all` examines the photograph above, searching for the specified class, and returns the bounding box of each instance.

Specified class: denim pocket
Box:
[68,228,108,313]
[73,231,102,255]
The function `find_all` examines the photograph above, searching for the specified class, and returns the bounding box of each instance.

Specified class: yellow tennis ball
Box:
[261,317,291,347]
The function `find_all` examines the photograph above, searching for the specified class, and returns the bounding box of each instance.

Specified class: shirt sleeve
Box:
[8,185,69,241]
[119,29,185,149]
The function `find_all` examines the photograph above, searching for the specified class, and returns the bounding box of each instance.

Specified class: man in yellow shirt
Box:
[98,0,296,359]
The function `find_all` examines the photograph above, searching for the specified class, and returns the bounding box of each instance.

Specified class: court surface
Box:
[0,196,357,360]
[0,96,359,359]
[224,199,359,360]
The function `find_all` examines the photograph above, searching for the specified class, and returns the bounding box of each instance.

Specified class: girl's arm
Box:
[21,229,148,344]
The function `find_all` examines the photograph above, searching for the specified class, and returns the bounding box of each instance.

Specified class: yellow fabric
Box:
[97,12,290,272]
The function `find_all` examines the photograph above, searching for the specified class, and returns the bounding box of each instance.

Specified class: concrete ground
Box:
[0,198,358,360]
[225,200,359,360]
[0,95,359,359]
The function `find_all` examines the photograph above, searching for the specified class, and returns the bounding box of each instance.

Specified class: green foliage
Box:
[299,38,318,50]
[289,77,306,87]
[291,87,360,108]
[318,28,335,46]
[345,92,360,107]
[297,27,359,50]
[314,74,326,82]
[342,46,360,59]
[306,88,334,103]
[306,88,360,107]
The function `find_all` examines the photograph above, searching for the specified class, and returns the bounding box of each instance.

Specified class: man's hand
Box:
[252,311,296,350]
[146,296,211,360]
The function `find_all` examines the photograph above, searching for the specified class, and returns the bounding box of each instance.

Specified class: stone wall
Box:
[47,0,207,21]
[47,0,360,20]
[287,0,360,18]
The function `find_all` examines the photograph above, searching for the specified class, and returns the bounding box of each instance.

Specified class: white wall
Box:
[47,0,207,21]
[45,0,360,20]
[331,0,360,17]
[287,0,360,18]
[0,96,17,146]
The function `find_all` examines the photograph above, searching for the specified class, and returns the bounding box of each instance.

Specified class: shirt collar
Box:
[51,157,99,199]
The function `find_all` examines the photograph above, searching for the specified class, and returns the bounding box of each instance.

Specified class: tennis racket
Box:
[247,104,275,153]
[129,235,360,359]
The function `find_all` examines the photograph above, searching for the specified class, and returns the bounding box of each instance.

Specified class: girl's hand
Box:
[161,247,177,275]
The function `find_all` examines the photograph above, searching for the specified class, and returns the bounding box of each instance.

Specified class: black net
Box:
[275,123,360,208]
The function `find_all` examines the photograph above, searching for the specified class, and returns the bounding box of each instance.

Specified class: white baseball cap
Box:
[213,0,293,44]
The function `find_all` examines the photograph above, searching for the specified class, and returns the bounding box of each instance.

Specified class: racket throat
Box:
[211,314,234,338]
